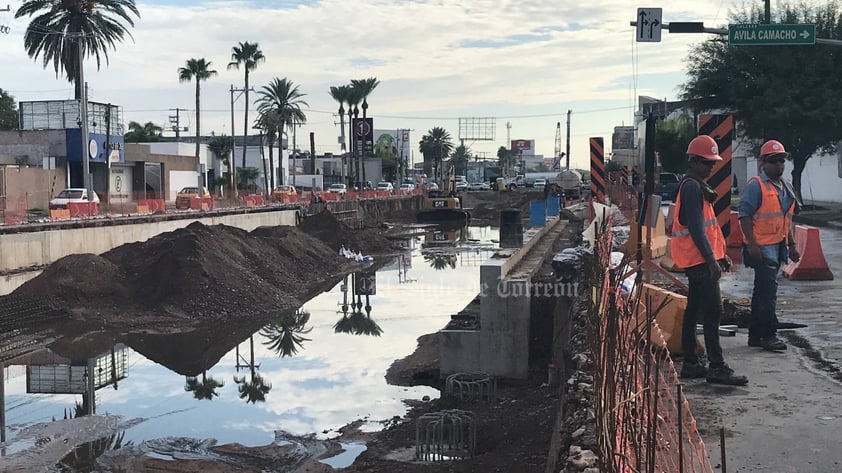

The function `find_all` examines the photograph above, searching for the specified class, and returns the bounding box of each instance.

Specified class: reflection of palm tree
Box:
[334,309,383,337]
[184,371,225,400]
[260,310,313,357]
[234,335,272,403]
[57,431,130,471]
[424,253,457,270]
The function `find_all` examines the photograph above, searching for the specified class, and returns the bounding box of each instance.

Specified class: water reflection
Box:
[424,254,457,270]
[57,430,129,472]
[0,225,499,456]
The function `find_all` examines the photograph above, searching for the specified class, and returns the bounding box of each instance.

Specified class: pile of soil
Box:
[11,222,351,328]
[299,211,398,255]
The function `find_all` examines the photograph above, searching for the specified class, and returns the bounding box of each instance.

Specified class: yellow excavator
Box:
[416,166,470,223]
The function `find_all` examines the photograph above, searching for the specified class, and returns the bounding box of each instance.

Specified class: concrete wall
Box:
[0,130,68,166]
[0,210,298,273]
[3,166,67,210]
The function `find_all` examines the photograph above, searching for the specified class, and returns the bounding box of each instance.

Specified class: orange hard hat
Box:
[759,140,789,158]
[686,135,722,161]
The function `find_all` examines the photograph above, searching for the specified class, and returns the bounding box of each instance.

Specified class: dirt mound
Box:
[299,211,397,255]
[12,222,349,327]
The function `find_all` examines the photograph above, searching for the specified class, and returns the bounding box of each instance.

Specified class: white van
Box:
[49,188,100,210]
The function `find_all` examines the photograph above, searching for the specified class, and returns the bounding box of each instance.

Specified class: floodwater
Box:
[0,225,498,459]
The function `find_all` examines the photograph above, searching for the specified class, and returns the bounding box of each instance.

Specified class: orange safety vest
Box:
[747,176,795,245]
[670,179,726,269]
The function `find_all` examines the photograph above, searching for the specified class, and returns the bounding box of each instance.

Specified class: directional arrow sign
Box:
[636,8,662,43]
[729,23,816,46]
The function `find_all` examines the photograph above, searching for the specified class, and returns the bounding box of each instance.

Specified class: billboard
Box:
[511,139,535,155]
[612,126,635,150]
[373,129,411,164]
[352,118,374,157]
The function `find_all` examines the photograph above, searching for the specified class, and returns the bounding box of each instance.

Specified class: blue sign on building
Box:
[65,129,125,164]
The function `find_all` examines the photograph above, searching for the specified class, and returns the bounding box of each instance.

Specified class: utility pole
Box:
[229,85,253,198]
[169,108,187,139]
[310,132,316,175]
[566,109,572,170]
[78,35,92,208]
[764,0,771,23]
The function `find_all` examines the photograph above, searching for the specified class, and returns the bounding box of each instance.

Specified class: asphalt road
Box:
[684,223,842,472]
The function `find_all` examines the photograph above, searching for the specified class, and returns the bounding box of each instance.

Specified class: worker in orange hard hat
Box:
[738,139,801,352]
[670,135,748,385]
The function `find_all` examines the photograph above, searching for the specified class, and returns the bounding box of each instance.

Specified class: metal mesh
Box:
[415,409,477,461]
[444,372,496,403]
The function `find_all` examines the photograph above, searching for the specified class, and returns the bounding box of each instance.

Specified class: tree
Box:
[655,112,695,173]
[15,0,140,100]
[255,110,281,191]
[237,166,260,193]
[329,85,351,182]
[0,89,18,130]
[449,144,471,176]
[497,146,517,172]
[256,78,308,184]
[681,2,842,198]
[184,371,224,400]
[344,86,363,184]
[350,78,380,183]
[178,58,217,160]
[228,41,265,168]
[233,336,271,404]
[208,135,234,191]
[418,127,453,181]
[123,121,162,142]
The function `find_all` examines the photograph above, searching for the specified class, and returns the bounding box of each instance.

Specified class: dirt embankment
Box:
[8,213,394,330]
[461,190,539,223]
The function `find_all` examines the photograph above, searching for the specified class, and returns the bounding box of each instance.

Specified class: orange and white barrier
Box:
[138,199,165,213]
[67,202,99,217]
[782,224,833,280]
[49,209,71,220]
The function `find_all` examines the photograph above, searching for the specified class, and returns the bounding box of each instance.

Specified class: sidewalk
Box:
[792,200,842,228]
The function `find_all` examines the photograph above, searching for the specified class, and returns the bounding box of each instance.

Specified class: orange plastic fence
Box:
[591,215,715,473]
[67,202,99,218]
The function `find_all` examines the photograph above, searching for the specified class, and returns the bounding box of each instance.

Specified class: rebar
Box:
[415,409,477,461]
[444,372,496,403]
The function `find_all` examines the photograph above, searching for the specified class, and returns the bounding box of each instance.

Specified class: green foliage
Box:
[448,145,471,175]
[208,136,233,162]
[15,0,140,99]
[681,1,842,196]
[0,89,18,130]
[236,167,260,191]
[418,127,453,178]
[496,146,517,170]
[123,121,162,142]
[655,112,695,173]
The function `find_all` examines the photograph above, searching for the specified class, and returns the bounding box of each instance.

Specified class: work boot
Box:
[759,336,787,352]
[680,362,708,379]
[706,363,748,386]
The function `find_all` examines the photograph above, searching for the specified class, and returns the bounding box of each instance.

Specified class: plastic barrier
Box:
[726,211,744,248]
[138,199,165,213]
[190,197,214,211]
[322,193,341,202]
[49,209,71,220]
[135,204,150,214]
[67,202,99,217]
[546,196,560,217]
[639,284,703,356]
[621,209,668,259]
[782,225,834,280]
[529,201,547,227]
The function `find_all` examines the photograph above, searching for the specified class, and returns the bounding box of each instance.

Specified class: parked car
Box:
[533,178,547,191]
[455,180,468,192]
[424,182,439,191]
[270,185,297,202]
[399,183,416,191]
[328,183,347,195]
[654,173,682,202]
[49,188,100,210]
[376,182,394,191]
[466,182,490,191]
[175,186,211,210]
[354,181,373,190]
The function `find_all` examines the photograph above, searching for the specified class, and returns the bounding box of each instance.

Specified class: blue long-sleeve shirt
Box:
[738,170,795,264]
[676,178,716,265]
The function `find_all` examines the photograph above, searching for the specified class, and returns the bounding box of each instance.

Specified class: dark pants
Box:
[682,263,724,366]
[750,260,781,340]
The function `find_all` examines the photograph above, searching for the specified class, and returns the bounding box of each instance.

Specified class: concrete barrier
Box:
[0,209,299,273]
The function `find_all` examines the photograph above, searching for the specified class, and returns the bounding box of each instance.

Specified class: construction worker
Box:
[671,135,748,385]
[738,140,800,352]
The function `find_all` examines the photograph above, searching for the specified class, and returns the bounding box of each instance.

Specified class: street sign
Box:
[636,8,662,42]
[355,272,376,296]
[729,23,816,46]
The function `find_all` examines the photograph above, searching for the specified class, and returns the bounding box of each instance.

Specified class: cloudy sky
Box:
[1,0,736,169]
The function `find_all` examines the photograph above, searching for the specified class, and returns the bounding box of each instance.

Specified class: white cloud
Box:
[2,0,729,167]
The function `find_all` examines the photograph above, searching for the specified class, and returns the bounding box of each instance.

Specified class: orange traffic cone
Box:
[726,211,745,248]
[782,225,833,280]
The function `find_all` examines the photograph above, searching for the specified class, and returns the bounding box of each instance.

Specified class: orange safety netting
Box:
[589,213,714,473]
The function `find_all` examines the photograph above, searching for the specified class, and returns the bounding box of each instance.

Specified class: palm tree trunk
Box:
[261,132,269,196]
[242,71,249,168]
[268,130,276,190]
[195,82,201,160]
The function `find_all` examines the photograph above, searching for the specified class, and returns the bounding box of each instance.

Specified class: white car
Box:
[399,183,415,191]
[424,182,439,191]
[455,180,468,192]
[466,182,490,191]
[49,188,100,209]
[376,182,394,191]
[328,183,347,195]
[533,178,547,190]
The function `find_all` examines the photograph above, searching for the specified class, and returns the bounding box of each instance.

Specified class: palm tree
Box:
[124,121,162,142]
[233,335,272,403]
[350,78,380,183]
[178,58,217,160]
[208,135,234,194]
[329,85,351,183]
[237,166,260,193]
[419,127,454,181]
[344,86,363,186]
[15,0,141,100]
[184,371,225,400]
[256,78,308,182]
[228,41,265,168]
[260,310,313,357]
[424,253,457,270]
[255,110,281,191]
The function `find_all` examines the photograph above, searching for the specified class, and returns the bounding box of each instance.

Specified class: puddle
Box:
[319,441,367,468]
[0,225,498,461]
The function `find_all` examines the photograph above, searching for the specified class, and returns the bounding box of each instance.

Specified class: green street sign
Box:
[729,23,816,45]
